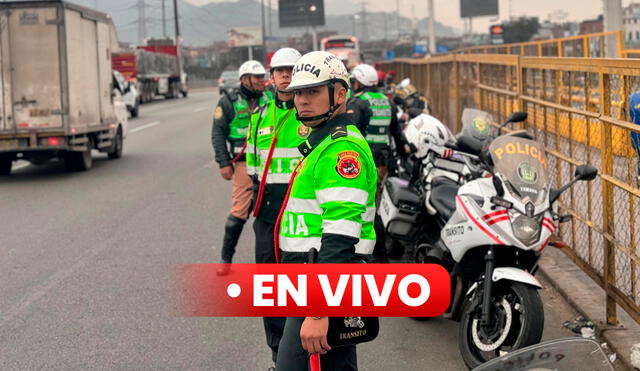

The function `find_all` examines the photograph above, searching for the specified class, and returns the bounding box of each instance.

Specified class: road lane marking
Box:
[0,241,106,327]
[130,121,160,133]
[193,107,208,113]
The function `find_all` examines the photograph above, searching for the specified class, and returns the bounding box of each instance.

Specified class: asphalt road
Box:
[0,90,579,371]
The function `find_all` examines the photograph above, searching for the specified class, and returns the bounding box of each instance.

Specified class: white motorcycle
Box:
[432,134,597,368]
[380,111,526,261]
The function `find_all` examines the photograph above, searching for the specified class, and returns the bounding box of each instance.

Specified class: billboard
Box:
[279,0,325,28]
[460,0,499,18]
[489,24,504,44]
[227,26,263,47]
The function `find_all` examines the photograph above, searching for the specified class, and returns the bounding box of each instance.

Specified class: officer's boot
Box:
[217,214,247,276]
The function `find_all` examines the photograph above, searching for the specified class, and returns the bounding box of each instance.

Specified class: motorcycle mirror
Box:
[575,164,598,181]
[407,107,423,119]
[508,112,527,123]
[492,175,505,197]
[393,96,405,106]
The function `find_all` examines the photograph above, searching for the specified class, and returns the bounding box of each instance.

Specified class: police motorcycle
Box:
[382,110,526,259]
[430,135,597,368]
[472,337,614,371]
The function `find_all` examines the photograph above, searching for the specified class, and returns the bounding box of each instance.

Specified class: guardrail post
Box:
[583,37,589,58]
[599,71,618,325]
[453,56,461,133]
[617,30,624,58]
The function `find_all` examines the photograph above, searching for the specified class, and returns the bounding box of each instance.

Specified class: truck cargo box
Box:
[0,0,121,135]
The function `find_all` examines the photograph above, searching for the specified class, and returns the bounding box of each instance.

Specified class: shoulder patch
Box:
[336,151,361,179]
[331,125,348,140]
[214,106,223,120]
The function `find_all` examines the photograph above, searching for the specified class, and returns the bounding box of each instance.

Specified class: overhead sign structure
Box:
[459,0,499,18]
[279,0,325,28]
[227,26,263,47]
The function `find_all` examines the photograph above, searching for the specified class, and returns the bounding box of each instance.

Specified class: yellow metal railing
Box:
[384,54,640,326]
[456,31,625,58]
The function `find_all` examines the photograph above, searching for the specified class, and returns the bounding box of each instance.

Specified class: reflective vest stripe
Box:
[264,172,293,184]
[287,197,323,214]
[288,197,375,222]
[259,147,302,159]
[362,207,376,222]
[280,236,374,254]
[322,219,362,238]
[315,187,369,207]
[365,134,389,143]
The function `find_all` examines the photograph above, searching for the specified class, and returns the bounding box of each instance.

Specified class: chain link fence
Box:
[384,55,640,325]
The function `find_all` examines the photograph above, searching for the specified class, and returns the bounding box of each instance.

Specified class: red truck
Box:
[112,39,188,104]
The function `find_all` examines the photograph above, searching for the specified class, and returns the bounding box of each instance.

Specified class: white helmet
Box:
[404,113,454,158]
[238,60,266,78]
[287,51,350,123]
[351,64,378,87]
[270,48,301,70]
[287,51,350,91]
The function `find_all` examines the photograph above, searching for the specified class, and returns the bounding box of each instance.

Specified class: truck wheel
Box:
[107,127,123,159]
[0,153,14,176]
[130,102,139,118]
[64,146,92,171]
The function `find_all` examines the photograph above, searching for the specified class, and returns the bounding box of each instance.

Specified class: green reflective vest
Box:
[246,100,308,180]
[278,125,377,255]
[228,93,268,145]
[359,91,392,145]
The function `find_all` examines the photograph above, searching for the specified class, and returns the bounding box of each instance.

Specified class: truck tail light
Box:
[46,137,63,146]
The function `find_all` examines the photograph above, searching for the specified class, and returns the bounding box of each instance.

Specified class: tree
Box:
[501,16,541,44]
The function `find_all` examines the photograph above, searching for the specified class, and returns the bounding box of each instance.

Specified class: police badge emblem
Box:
[336,151,361,179]
[297,124,310,138]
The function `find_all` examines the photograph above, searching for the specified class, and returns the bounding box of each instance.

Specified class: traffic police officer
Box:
[245,47,304,365]
[347,63,403,263]
[274,51,377,371]
[211,60,269,276]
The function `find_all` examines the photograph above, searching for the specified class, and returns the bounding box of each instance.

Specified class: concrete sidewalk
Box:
[539,247,640,370]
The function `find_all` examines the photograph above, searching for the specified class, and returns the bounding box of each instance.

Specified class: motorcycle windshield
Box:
[489,135,549,205]
[472,337,614,371]
[460,108,494,141]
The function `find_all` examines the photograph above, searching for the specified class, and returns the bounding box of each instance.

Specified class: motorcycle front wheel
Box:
[458,281,544,369]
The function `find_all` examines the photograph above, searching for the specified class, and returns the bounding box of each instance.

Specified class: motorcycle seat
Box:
[430,177,460,220]
[385,177,421,206]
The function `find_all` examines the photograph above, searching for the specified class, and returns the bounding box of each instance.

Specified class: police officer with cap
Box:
[347,63,403,263]
[274,51,377,371]
[245,47,304,365]
[211,60,269,276]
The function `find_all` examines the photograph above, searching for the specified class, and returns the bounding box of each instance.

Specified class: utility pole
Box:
[173,0,182,86]
[261,0,266,62]
[603,0,623,57]
[137,0,147,45]
[359,1,368,42]
[396,0,400,37]
[268,0,272,40]
[161,0,167,37]
[384,12,388,41]
[427,0,436,54]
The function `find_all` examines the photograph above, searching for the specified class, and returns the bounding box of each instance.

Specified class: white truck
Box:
[0,0,128,175]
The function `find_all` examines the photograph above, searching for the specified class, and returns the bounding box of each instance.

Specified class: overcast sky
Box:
[185,0,637,33]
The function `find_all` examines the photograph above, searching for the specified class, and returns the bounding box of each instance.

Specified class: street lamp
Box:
[352,14,360,37]
[310,4,318,51]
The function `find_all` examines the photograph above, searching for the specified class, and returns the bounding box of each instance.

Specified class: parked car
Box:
[113,70,140,118]
[218,70,240,95]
